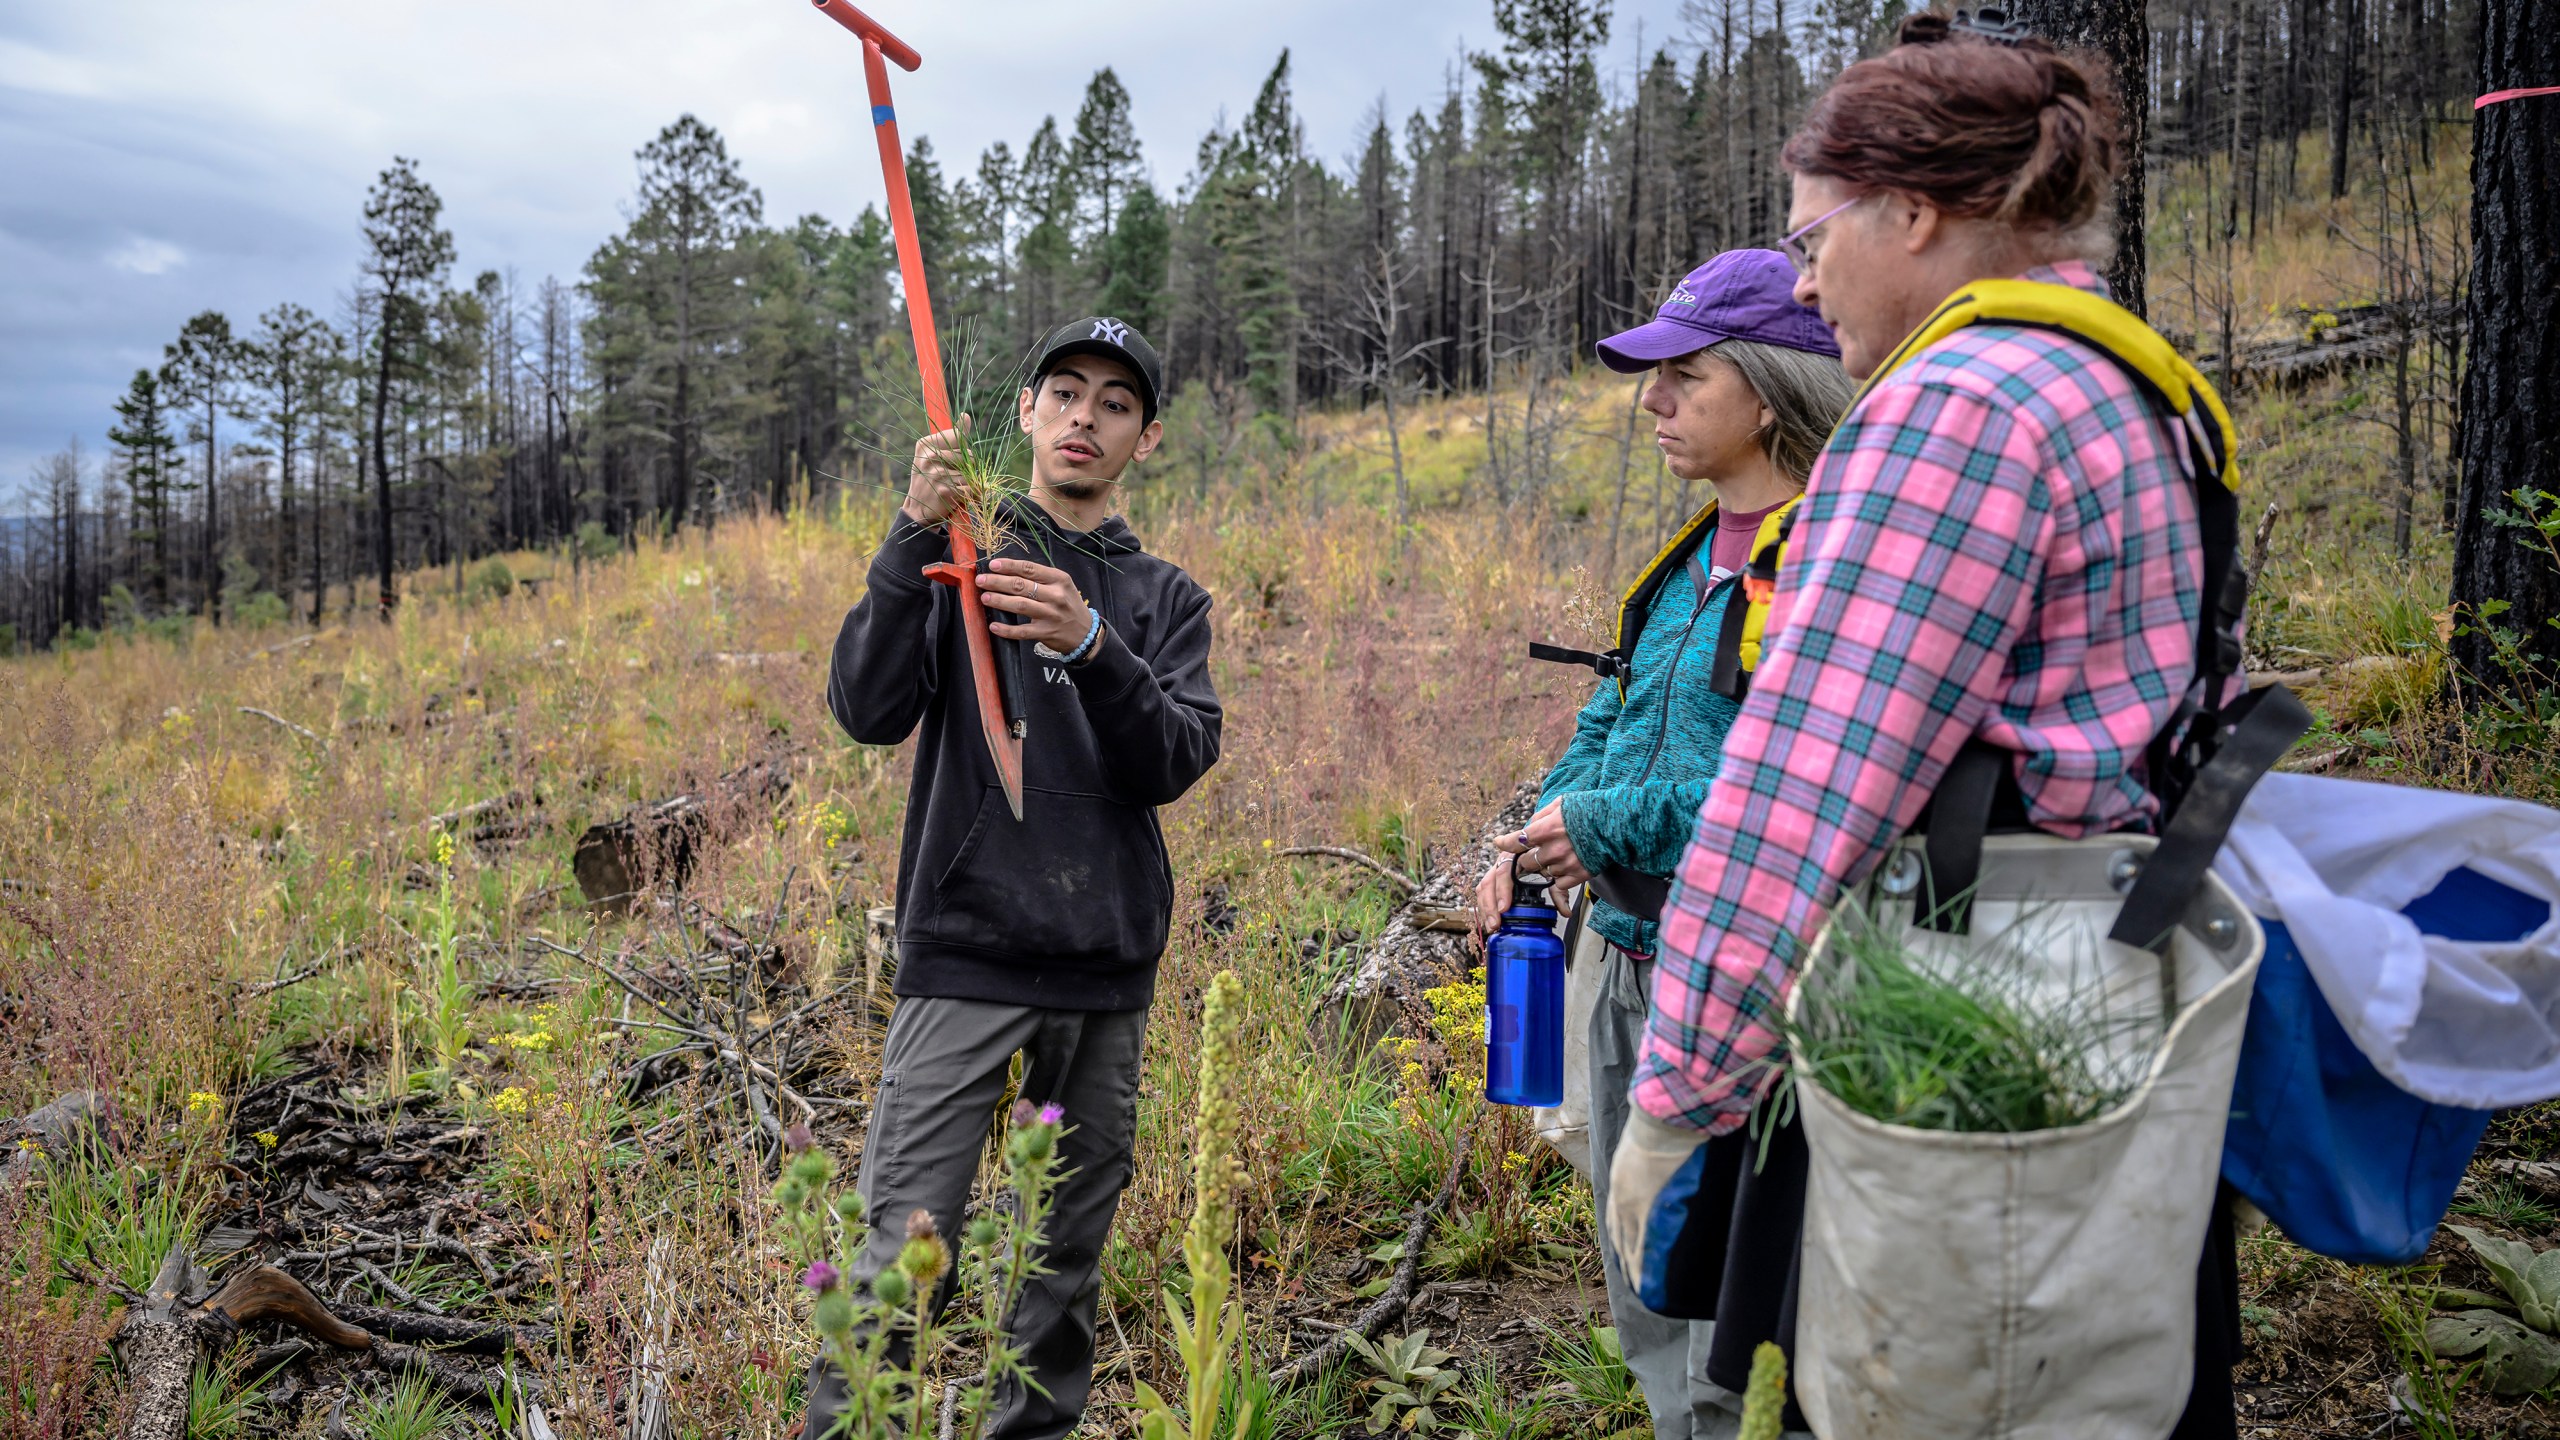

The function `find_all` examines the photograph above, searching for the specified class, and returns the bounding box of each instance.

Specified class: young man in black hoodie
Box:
[807,317,1220,1440]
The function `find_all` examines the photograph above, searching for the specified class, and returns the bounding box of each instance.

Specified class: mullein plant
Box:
[1134,970,1255,1440]
[1737,1343,1788,1440]
[774,1101,1067,1440]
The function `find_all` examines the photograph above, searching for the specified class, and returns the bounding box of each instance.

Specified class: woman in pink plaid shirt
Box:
[1604,12,2246,1439]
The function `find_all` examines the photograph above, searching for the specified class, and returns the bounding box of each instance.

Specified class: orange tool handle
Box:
[810,0,922,71]
[822,4,1027,817]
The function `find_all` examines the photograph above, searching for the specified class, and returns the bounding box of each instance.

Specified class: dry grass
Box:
[4,152,2552,1434]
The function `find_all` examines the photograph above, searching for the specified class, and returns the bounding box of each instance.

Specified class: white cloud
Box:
[104,237,185,276]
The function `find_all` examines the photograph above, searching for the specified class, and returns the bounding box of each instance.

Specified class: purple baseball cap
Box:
[1595,248,1839,372]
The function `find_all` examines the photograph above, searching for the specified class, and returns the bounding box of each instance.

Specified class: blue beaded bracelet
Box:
[1059,606,1102,665]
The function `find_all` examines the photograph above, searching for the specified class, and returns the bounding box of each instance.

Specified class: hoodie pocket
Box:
[923,785,1172,961]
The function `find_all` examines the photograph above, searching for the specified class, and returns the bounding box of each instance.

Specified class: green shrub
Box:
[469,558,517,603]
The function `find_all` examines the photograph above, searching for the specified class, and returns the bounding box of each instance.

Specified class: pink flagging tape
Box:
[2476,85,2560,109]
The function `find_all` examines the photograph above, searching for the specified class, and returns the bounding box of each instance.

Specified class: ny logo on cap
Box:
[1091,318,1131,345]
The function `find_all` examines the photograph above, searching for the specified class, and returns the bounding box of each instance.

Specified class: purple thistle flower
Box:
[1037,1103,1065,1126]
[1009,1098,1037,1129]
[801,1260,840,1292]
[783,1123,816,1153]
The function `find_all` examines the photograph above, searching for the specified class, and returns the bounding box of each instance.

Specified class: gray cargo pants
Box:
[800,993,1149,1440]
[1588,934,1808,1440]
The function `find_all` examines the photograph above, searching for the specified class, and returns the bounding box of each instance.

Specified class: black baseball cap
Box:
[1028,317,1164,425]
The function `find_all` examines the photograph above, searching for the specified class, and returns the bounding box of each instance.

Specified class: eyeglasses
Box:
[1778,194,1866,276]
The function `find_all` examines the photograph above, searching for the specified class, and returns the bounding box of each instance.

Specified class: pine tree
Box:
[2007,0,2150,314]
[1071,68,1147,242]
[1096,182,1172,336]
[1017,119,1079,329]
[2448,0,2560,700]
[107,368,178,611]
[628,114,764,526]
[251,303,331,623]
[360,157,456,616]
[162,310,248,621]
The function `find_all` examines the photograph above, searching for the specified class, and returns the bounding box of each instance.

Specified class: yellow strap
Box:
[1846,279,2240,494]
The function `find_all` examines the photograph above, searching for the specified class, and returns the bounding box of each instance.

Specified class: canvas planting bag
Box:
[1792,834,2263,1440]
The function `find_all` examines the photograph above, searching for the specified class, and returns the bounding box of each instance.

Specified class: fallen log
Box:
[1,1090,108,1190]
[113,1247,372,1440]
[1317,782,1541,1052]
[103,1245,547,1440]
[573,754,796,910]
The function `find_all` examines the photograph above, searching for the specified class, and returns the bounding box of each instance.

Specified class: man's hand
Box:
[1491,798,1592,889]
[979,558,1093,653]
[900,413,972,527]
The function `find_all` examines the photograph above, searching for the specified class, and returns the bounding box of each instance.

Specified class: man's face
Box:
[1018,353,1163,498]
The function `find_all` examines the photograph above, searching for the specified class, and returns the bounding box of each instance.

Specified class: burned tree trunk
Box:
[116,1248,373,1440]
[573,753,795,908]
[2448,0,2560,699]
[106,1243,545,1440]
[2006,0,2148,316]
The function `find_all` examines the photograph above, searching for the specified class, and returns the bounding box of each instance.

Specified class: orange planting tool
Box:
[813,0,1026,820]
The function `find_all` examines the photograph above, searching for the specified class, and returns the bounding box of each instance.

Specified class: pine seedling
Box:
[1134,969,1255,1440]
[1780,896,2166,1135]
[854,324,1040,560]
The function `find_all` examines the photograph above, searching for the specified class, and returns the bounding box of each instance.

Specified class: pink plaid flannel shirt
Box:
[1633,261,2207,1133]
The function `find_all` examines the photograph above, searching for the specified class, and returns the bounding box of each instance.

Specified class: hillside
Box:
[7,282,2560,1439]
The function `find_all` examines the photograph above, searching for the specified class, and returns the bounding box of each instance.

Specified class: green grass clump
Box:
[1785,902,2163,1135]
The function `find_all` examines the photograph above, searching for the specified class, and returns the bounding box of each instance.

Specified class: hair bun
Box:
[1897,12,1954,44]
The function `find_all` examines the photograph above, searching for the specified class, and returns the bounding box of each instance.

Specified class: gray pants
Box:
[1587,936,1808,1440]
[804,994,1149,1440]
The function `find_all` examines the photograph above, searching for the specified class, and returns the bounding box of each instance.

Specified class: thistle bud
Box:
[967,1214,1001,1249]
[871,1268,911,1307]
[783,1122,816,1153]
[813,1289,855,1334]
[898,1233,949,1286]
[788,1148,834,1188]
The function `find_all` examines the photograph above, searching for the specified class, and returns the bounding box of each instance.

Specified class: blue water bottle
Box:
[1484,864,1566,1107]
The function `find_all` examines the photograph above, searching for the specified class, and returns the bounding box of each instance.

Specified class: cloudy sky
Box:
[0,0,1698,493]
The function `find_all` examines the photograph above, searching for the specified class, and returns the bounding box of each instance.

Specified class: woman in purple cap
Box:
[1474,247,1848,1440]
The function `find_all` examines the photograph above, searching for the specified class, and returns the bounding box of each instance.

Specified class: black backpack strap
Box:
[2108,684,2312,950]
[1914,739,2014,935]
[1709,515,1793,701]
[1529,642,1627,680]
[1707,569,1754,701]
[1589,866,1672,924]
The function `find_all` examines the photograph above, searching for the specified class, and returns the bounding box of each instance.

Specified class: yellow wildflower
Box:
[254,1131,280,1149]
[431,830,457,869]
[491,1087,531,1115]
[185,1091,221,1119]
[503,1030,553,1053]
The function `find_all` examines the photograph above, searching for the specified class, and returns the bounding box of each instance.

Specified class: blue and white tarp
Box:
[2215,771,2560,1110]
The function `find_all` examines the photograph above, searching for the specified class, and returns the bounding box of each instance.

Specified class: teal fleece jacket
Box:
[1535,560,1744,954]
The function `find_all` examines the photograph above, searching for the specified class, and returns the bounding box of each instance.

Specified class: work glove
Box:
[1606,1106,1713,1309]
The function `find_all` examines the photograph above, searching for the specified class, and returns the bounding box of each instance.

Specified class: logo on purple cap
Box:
[1668,283,1700,308]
